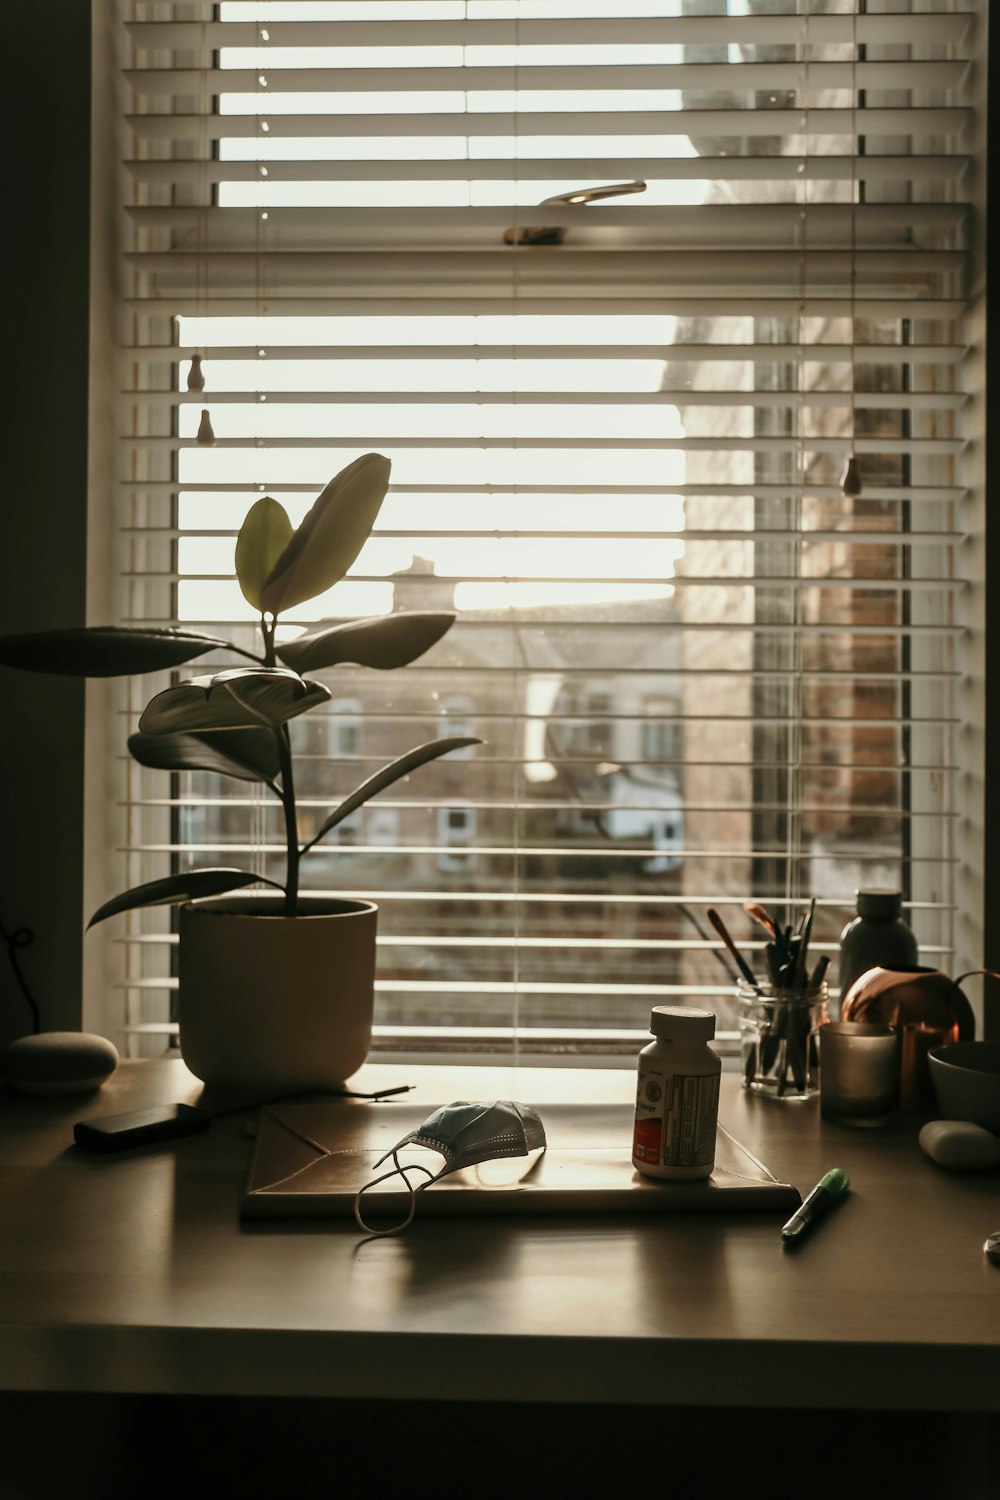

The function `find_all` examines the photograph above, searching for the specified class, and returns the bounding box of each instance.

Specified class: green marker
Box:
[781,1167,850,1246]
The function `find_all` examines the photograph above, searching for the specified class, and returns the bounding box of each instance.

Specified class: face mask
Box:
[354,1099,547,1237]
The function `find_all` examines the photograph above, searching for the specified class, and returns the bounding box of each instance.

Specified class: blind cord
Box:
[841,0,863,499]
[193,13,214,441]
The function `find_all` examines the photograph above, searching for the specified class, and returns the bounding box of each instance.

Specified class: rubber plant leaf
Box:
[0,626,231,677]
[87,869,281,929]
[128,728,282,786]
[138,668,331,736]
[235,496,294,611]
[303,736,481,851]
[258,453,391,616]
[276,611,455,674]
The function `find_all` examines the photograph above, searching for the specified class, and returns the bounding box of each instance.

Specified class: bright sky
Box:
[176,306,692,618]
[175,12,708,621]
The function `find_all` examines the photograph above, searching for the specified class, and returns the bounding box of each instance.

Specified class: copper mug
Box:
[841,966,976,1112]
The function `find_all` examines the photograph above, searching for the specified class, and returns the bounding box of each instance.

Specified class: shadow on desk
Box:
[1,1395,997,1500]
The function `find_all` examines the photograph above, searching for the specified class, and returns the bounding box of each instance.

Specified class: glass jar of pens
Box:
[738,978,829,1100]
[711,899,830,1101]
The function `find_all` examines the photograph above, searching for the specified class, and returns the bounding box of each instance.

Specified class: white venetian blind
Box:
[117,0,971,1058]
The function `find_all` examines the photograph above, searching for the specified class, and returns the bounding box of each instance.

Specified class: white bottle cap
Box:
[649,1005,716,1042]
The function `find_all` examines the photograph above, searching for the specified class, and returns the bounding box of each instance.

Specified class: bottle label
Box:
[633,1066,720,1169]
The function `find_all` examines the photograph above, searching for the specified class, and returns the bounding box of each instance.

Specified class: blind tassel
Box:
[186,353,205,393]
[196,408,216,445]
[840,454,863,498]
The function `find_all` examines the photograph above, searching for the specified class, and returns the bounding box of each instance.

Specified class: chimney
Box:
[391,555,456,614]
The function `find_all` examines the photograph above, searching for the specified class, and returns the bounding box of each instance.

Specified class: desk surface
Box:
[2,1059,999,1410]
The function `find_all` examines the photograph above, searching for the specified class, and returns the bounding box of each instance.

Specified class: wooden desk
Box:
[1,1060,998,1497]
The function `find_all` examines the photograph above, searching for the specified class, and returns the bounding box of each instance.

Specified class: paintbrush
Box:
[744,902,778,939]
[707,907,759,990]
[787,936,802,989]
[679,902,740,985]
[795,897,816,987]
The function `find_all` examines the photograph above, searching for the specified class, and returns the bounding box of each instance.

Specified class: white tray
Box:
[242,1100,801,1219]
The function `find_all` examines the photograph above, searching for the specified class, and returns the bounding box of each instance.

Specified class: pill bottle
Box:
[838,889,918,1010]
[632,1005,721,1181]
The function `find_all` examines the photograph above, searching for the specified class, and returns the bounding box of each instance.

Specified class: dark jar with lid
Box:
[838,889,918,1008]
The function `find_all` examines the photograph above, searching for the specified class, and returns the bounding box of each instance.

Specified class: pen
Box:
[808,953,831,993]
[781,1167,850,1246]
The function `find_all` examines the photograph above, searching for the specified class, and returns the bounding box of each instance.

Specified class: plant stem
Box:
[274,725,300,916]
[226,642,269,667]
[260,613,277,668]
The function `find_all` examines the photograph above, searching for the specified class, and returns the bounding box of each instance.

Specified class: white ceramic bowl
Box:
[928,1041,1000,1132]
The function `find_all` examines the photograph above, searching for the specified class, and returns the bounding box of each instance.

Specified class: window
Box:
[437,807,478,872]
[640,702,682,768]
[328,698,363,759]
[329,810,363,847]
[368,806,401,848]
[439,694,477,756]
[582,691,613,757]
[116,0,980,1059]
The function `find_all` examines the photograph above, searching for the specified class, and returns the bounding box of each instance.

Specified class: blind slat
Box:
[130,391,969,413]
[125,483,968,502]
[117,932,949,951]
[124,60,968,93]
[128,526,967,543]
[130,800,962,819]
[121,843,961,861]
[124,758,957,773]
[127,107,971,141]
[127,205,967,237]
[129,156,968,186]
[109,889,957,909]
[136,434,967,454]
[119,704,960,721]
[124,298,969,318]
[111,645,961,670]
[135,569,966,590]
[127,13,970,48]
[122,614,965,637]
[125,343,966,365]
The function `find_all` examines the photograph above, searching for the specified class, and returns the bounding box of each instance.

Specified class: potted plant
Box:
[0,453,478,1091]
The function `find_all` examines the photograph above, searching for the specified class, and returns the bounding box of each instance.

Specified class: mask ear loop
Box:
[354,1148,441,1237]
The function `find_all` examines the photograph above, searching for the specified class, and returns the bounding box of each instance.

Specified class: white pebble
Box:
[918,1119,1000,1171]
[0,1032,119,1095]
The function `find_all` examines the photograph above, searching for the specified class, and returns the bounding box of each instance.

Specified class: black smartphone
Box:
[73,1104,212,1153]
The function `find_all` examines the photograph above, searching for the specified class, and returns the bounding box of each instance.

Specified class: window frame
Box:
[2,2,987,1051]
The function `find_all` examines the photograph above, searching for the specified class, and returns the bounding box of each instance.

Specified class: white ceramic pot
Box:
[177,894,377,1093]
